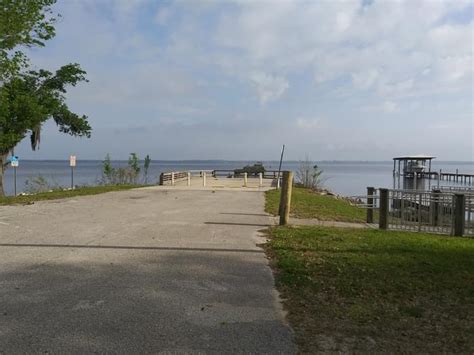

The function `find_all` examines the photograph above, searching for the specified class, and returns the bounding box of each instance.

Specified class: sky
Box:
[14,0,474,161]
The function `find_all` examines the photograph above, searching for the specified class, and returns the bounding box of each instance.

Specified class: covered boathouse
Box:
[393,155,435,178]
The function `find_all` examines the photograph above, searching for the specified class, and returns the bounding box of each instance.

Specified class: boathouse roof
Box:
[393,155,436,160]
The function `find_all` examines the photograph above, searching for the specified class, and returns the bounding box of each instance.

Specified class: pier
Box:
[159,169,281,187]
[393,155,473,185]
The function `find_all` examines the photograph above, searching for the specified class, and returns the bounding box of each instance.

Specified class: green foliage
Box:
[0,0,90,197]
[144,154,151,184]
[266,187,366,222]
[296,157,324,190]
[102,153,114,182]
[100,153,144,185]
[0,0,57,80]
[24,174,58,193]
[267,226,474,352]
[0,64,90,153]
[128,152,140,183]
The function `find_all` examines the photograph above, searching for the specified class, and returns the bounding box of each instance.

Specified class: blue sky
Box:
[15,0,474,161]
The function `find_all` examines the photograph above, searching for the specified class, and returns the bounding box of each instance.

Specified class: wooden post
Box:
[431,189,440,226]
[202,172,206,187]
[453,193,465,236]
[171,172,175,186]
[279,171,293,226]
[259,172,263,187]
[187,172,191,186]
[367,187,374,223]
[379,188,389,230]
[159,173,164,186]
[278,172,288,217]
[244,172,248,187]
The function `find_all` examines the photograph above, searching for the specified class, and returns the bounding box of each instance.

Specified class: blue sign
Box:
[10,155,18,167]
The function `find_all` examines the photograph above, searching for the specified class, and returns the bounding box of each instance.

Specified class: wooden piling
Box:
[453,193,465,236]
[279,171,293,226]
[379,188,389,230]
[278,172,288,217]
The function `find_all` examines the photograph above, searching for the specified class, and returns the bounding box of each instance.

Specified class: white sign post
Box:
[69,155,76,189]
[10,156,19,196]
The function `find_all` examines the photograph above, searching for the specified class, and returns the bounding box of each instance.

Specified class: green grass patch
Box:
[266,226,474,353]
[265,187,366,222]
[0,185,145,205]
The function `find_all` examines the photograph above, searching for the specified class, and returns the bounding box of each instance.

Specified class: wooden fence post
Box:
[187,172,191,186]
[379,188,389,230]
[159,173,164,186]
[431,189,441,226]
[171,172,175,186]
[279,171,293,226]
[453,193,465,236]
[244,172,248,187]
[202,172,206,187]
[278,172,288,216]
[259,172,263,187]
[367,187,374,223]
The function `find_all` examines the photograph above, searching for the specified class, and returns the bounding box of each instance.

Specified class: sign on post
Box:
[10,156,19,196]
[69,155,76,189]
[10,156,19,167]
[69,155,76,167]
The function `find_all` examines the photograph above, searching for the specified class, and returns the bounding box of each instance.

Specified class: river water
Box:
[3,160,473,197]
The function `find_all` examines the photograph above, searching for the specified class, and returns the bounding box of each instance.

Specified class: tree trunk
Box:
[0,153,7,197]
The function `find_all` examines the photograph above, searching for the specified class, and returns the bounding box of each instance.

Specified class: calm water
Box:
[3,160,474,197]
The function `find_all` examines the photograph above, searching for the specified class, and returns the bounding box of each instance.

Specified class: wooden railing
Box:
[159,169,281,187]
[159,171,188,185]
[212,170,281,179]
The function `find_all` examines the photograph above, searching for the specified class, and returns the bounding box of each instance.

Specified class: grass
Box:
[266,225,474,353]
[265,187,367,222]
[0,185,145,205]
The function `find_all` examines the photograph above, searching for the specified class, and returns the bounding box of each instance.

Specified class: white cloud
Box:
[250,72,289,104]
[351,69,380,90]
[296,117,323,130]
[382,101,398,113]
[19,0,473,160]
[209,0,473,102]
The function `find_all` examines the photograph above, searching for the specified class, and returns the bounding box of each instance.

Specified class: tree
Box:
[296,157,324,190]
[0,65,91,195]
[128,153,140,184]
[0,0,90,196]
[0,0,57,80]
[143,154,151,184]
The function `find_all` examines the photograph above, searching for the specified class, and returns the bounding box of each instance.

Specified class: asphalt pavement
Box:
[0,186,295,353]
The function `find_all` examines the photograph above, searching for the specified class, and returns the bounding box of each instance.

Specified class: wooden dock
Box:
[422,171,474,184]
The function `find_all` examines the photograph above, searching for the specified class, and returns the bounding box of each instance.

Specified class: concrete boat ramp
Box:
[0,182,296,353]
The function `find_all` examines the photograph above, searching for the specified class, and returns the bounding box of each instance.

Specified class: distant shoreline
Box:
[7,159,474,164]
